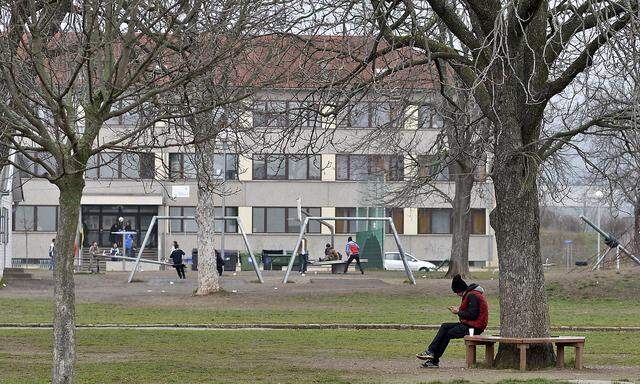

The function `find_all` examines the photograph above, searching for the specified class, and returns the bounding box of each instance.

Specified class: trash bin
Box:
[223,251,238,271]
[191,248,198,271]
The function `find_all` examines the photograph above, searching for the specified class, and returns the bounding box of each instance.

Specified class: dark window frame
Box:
[86,152,156,180]
[253,100,322,129]
[169,206,238,233]
[252,154,321,181]
[251,206,321,234]
[338,101,404,128]
[168,153,239,181]
[335,154,404,181]
[418,104,445,130]
[12,205,59,232]
[417,208,453,234]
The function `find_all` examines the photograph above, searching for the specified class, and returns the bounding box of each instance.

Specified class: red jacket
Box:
[459,285,489,331]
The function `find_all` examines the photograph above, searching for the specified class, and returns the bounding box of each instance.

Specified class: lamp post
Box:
[218,129,230,267]
[594,190,604,268]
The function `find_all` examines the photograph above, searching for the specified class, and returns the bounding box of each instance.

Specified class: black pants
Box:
[299,253,308,273]
[344,254,364,274]
[175,264,186,279]
[427,322,482,363]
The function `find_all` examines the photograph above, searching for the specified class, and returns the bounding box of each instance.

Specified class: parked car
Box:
[383,252,436,272]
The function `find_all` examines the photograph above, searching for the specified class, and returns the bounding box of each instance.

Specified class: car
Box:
[383,252,437,272]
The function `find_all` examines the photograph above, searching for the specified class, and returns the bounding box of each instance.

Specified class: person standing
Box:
[415,274,489,368]
[109,243,120,261]
[48,238,56,270]
[124,233,134,257]
[343,236,364,274]
[298,237,309,276]
[215,250,224,276]
[88,241,100,273]
[170,241,186,279]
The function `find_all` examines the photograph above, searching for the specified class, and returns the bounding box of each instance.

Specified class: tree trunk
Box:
[490,125,554,369]
[195,186,221,294]
[446,164,474,278]
[52,175,84,384]
[634,198,640,256]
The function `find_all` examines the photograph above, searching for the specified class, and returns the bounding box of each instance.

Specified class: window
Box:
[418,208,452,234]
[169,206,238,233]
[385,208,404,234]
[339,102,401,128]
[16,152,57,178]
[105,100,141,126]
[470,209,486,235]
[13,205,58,232]
[418,105,444,129]
[288,101,321,128]
[335,207,357,234]
[253,101,287,128]
[252,207,321,233]
[252,155,321,180]
[168,153,238,180]
[335,155,404,181]
[417,155,450,181]
[86,153,155,179]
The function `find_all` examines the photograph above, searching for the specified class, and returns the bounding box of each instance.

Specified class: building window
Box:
[287,101,322,128]
[339,102,402,128]
[169,153,238,180]
[417,155,450,181]
[86,153,155,179]
[252,207,320,233]
[385,208,404,234]
[253,101,288,128]
[335,155,404,181]
[418,208,452,234]
[13,205,58,232]
[16,152,57,178]
[418,105,444,129]
[252,155,321,180]
[169,206,238,233]
[335,207,357,234]
[470,209,486,235]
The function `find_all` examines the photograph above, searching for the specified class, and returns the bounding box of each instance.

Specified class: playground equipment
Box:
[580,215,640,272]
[283,216,416,284]
[128,215,263,283]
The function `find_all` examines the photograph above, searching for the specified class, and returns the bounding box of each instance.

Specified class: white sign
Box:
[171,185,190,198]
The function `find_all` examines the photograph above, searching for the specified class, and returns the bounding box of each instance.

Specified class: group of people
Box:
[109,218,135,257]
[298,236,365,275]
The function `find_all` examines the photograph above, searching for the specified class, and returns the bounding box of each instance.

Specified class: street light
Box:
[218,128,230,268]
[593,190,604,266]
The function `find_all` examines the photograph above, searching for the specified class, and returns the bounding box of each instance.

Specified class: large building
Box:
[11,93,497,270]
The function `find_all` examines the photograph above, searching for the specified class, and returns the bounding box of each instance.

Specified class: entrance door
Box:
[82,205,158,248]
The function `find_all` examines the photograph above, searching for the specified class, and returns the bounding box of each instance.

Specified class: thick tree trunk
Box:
[52,175,84,384]
[195,187,221,294]
[490,124,554,368]
[446,166,474,278]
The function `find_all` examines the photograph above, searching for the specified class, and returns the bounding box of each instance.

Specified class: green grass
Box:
[0,294,634,327]
[0,329,636,383]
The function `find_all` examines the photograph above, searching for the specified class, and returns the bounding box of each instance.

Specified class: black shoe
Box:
[415,351,435,360]
[421,360,439,368]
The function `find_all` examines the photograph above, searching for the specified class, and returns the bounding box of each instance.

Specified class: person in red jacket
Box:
[415,274,489,368]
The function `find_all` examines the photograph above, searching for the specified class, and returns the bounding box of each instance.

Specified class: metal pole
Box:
[283,217,308,284]
[128,216,157,283]
[616,246,620,273]
[235,217,263,283]
[591,246,613,271]
[389,218,416,285]
[221,144,226,272]
[596,203,601,269]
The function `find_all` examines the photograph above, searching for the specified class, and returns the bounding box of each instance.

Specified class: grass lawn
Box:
[0,294,633,327]
[0,328,634,384]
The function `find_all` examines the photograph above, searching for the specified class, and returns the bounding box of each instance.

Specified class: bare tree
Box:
[0,1,252,382]
[304,0,640,368]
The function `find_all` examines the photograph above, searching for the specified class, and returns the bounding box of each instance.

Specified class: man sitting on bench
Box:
[416,274,489,368]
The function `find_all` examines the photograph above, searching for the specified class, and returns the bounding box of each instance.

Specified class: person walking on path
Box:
[48,238,56,270]
[170,241,186,279]
[88,241,100,273]
[416,274,489,368]
[343,237,364,274]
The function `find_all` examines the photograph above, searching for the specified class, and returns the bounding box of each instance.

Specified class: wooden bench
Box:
[309,259,368,274]
[463,335,585,371]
